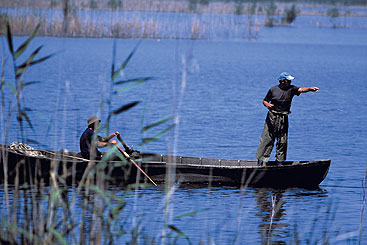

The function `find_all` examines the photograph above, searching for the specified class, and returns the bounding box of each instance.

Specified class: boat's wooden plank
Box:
[141,153,163,162]
[219,159,241,166]
[201,158,220,166]
[181,157,201,165]
[239,160,257,167]
[162,155,182,164]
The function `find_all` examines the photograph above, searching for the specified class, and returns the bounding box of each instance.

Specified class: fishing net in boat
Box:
[9,142,45,157]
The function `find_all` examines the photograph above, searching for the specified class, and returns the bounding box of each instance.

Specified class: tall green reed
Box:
[359,163,367,244]
[0,22,55,243]
[5,22,54,144]
[0,21,185,243]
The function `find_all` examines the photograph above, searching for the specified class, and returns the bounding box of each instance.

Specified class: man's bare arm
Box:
[97,131,120,148]
[298,87,319,93]
[95,140,117,148]
[263,100,274,109]
[101,131,120,142]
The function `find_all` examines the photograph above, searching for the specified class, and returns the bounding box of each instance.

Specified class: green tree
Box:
[189,0,198,12]
[327,7,339,27]
[50,0,58,8]
[235,0,244,15]
[63,0,69,33]
[108,0,122,9]
[257,6,263,14]
[249,2,257,16]
[188,0,209,13]
[282,4,297,24]
[265,1,277,27]
[327,7,340,18]
[90,0,98,9]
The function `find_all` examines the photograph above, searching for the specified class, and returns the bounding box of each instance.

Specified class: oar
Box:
[116,144,157,187]
[117,134,132,153]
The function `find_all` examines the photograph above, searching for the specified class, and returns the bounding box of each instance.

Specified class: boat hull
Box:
[135,154,330,188]
[0,146,331,188]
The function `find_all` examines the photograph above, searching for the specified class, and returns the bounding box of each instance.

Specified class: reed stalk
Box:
[2,1,361,40]
[0,20,180,242]
[1,7,263,40]
[0,38,11,225]
[359,163,367,244]
[1,0,367,14]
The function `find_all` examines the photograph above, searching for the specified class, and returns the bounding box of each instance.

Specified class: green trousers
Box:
[256,110,289,162]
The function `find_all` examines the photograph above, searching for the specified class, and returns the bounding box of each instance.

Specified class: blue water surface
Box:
[1,14,367,244]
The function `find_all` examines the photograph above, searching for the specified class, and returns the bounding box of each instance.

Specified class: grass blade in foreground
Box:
[140,124,175,146]
[112,42,141,81]
[6,22,14,55]
[14,23,40,59]
[111,101,140,116]
[141,115,172,133]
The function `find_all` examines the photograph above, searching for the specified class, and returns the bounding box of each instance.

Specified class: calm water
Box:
[1,14,367,243]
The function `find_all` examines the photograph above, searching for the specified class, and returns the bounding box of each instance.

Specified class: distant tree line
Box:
[1,0,366,11]
[181,0,367,6]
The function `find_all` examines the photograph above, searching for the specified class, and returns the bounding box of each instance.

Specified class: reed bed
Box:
[2,0,364,40]
[0,10,260,40]
[0,21,185,243]
[1,0,363,40]
[1,0,367,15]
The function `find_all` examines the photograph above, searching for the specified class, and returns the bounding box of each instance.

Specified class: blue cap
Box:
[278,72,295,81]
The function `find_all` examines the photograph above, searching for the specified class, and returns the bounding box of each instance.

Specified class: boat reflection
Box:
[255,189,288,244]
[254,187,328,244]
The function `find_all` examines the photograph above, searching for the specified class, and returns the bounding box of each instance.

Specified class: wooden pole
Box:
[116,145,157,187]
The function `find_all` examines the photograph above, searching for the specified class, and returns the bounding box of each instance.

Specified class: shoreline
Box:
[1,1,367,17]
[1,1,365,40]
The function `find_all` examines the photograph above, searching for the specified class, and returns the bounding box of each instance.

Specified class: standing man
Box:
[80,116,120,160]
[256,72,319,166]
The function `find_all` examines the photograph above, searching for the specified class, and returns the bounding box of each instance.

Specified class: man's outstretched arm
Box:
[298,87,319,93]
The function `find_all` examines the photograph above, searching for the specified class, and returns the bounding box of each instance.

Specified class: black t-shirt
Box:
[264,85,300,113]
[80,128,102,159]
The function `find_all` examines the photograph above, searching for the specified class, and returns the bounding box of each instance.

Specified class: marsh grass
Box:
[1,0,360,41]
[1,0,361,40]
[0,10,260,40]
[359,163,367,243]
[0,21,190,244]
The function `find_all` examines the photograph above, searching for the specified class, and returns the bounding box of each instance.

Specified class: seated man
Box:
[79,116,119,160]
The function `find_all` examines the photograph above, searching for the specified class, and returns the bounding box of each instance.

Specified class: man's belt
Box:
[269,110,290,115]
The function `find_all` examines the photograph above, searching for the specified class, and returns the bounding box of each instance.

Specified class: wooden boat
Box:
[0,144,331,188]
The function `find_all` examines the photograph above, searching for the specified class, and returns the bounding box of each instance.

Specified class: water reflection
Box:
[254,189,287,244]
[0,183,335,244]
[253,187,329,244]
[288,187,329,198]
